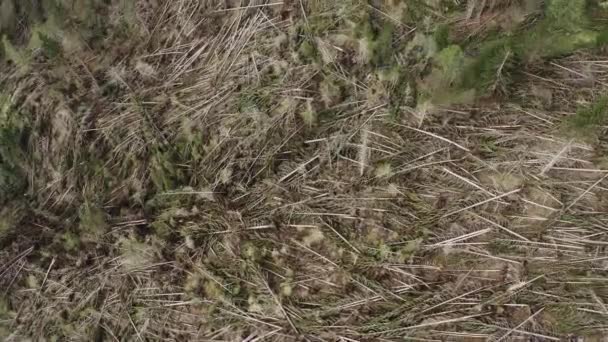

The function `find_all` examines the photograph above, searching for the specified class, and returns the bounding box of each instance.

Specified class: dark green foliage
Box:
[352,8,373,40]
[38,32,62,58]
[0,96,28,204]
[436,45,465,86]
[564,95,608,137]
[297,38,318,63]
[514,23,597,61]
[402,0,432,24]
[506,0,600,61]
[0,156,25,204]
[463,39,513,92]
[150,149,187,192]
[419,40,510,104]
[572,96,608,128]
[370,23,394,67]
[446,0,600,101]
[595,29,608,47]
[353,10,395,67]
[433,24,450,50]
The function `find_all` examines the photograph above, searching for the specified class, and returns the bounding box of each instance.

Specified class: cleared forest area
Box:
[1,0,608,340]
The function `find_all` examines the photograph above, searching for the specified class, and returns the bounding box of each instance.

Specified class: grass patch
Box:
[546,0,589,33]
[564,95,608,139]
[504,0,600,61]
[463,39,513,92]
[420,0,606,104]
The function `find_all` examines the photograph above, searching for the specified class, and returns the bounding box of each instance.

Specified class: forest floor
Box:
[1,0,608,340]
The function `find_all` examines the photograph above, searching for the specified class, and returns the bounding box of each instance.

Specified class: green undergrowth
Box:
[360,20,395,67]
[297,1,526,107]
[0,93,28,205]
[1,0,605,240]
[563,95,608,139]
[0,90,30,242]
[0,0,607,339]
[0,203,25,240]
[514,0,598,62]
[419,0,608,105]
